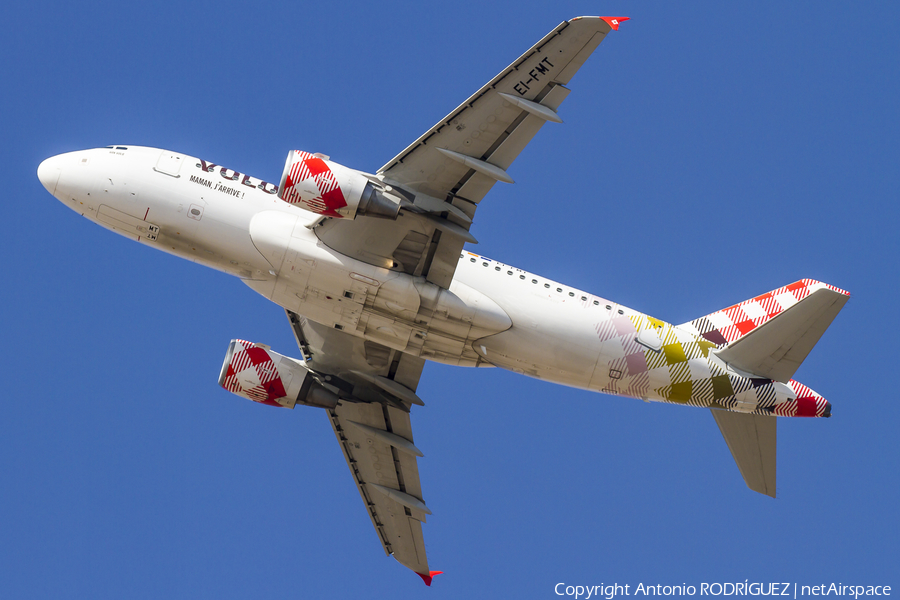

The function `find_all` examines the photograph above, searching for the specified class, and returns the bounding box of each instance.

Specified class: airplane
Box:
[36,16,848,586]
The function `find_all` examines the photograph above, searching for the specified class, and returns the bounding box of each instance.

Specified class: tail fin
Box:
[680,279,849,382]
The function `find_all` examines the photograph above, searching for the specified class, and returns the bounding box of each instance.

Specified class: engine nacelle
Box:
[278,150,400,220]
[218,339,338,409]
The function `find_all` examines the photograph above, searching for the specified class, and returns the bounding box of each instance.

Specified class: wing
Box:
[286,310,439,582]
[711,409,777,498]
[314,16,625,288]
[328,399,432,574]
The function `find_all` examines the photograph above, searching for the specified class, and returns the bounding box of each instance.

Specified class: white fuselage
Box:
[39,146,628,388]
[39,145,803,414]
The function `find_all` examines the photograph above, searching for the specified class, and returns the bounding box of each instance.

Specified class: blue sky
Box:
[3,1,898,598]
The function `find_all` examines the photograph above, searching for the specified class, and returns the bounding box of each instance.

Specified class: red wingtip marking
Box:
[600,17,630,31]
[416,571,443,586]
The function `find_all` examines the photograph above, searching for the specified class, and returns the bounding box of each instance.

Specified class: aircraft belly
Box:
[474,323,601,388]
[246,235,511,362]
[249,210,298,272]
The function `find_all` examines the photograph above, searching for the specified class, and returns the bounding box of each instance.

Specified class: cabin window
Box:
[495,266,501,271]
[606,305,612,310]
[581,296,587,301]
[569,292,575,297]
[482,262,488,267]
[507,271,513,275]
[519,275,525,280]
[532,279,538,284]
[618,309,624,315]
[470,257,475,262]
[544,283,550,288]
[593,300,600,306]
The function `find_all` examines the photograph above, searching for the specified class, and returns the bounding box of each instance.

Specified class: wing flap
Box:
[329,400,431,572]
[315,18,620,289]
[715,287,849,382]
[379,17,615,191]
[488,85,571,171]
[424,232,465,289]
[287,311,433,574]
[711,409,777,497]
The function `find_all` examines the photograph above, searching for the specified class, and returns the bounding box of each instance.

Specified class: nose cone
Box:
[37,155,62,196]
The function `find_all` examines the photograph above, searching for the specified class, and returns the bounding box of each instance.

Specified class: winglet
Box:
[600,17,630,31]
[416,571,444,586]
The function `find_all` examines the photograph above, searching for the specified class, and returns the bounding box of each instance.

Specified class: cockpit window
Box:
[115,147,128,150]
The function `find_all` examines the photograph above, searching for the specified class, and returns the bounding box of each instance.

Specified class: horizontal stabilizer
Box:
[715,286,849,382]
[711,409,776,497]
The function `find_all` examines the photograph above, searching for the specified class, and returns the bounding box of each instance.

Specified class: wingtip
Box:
[600,17,630,31]
[416,571,444,586]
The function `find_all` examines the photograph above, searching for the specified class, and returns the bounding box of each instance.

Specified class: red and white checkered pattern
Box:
[220,339,288,407]
[280,150,347,217]
[771,380,830,417]
[683,279,849,346]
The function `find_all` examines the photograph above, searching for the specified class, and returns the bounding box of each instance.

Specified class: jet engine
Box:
[278,150,401,220]
[218,339,338,409]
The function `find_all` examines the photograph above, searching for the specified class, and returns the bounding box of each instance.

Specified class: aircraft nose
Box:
[37,155,62,196]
